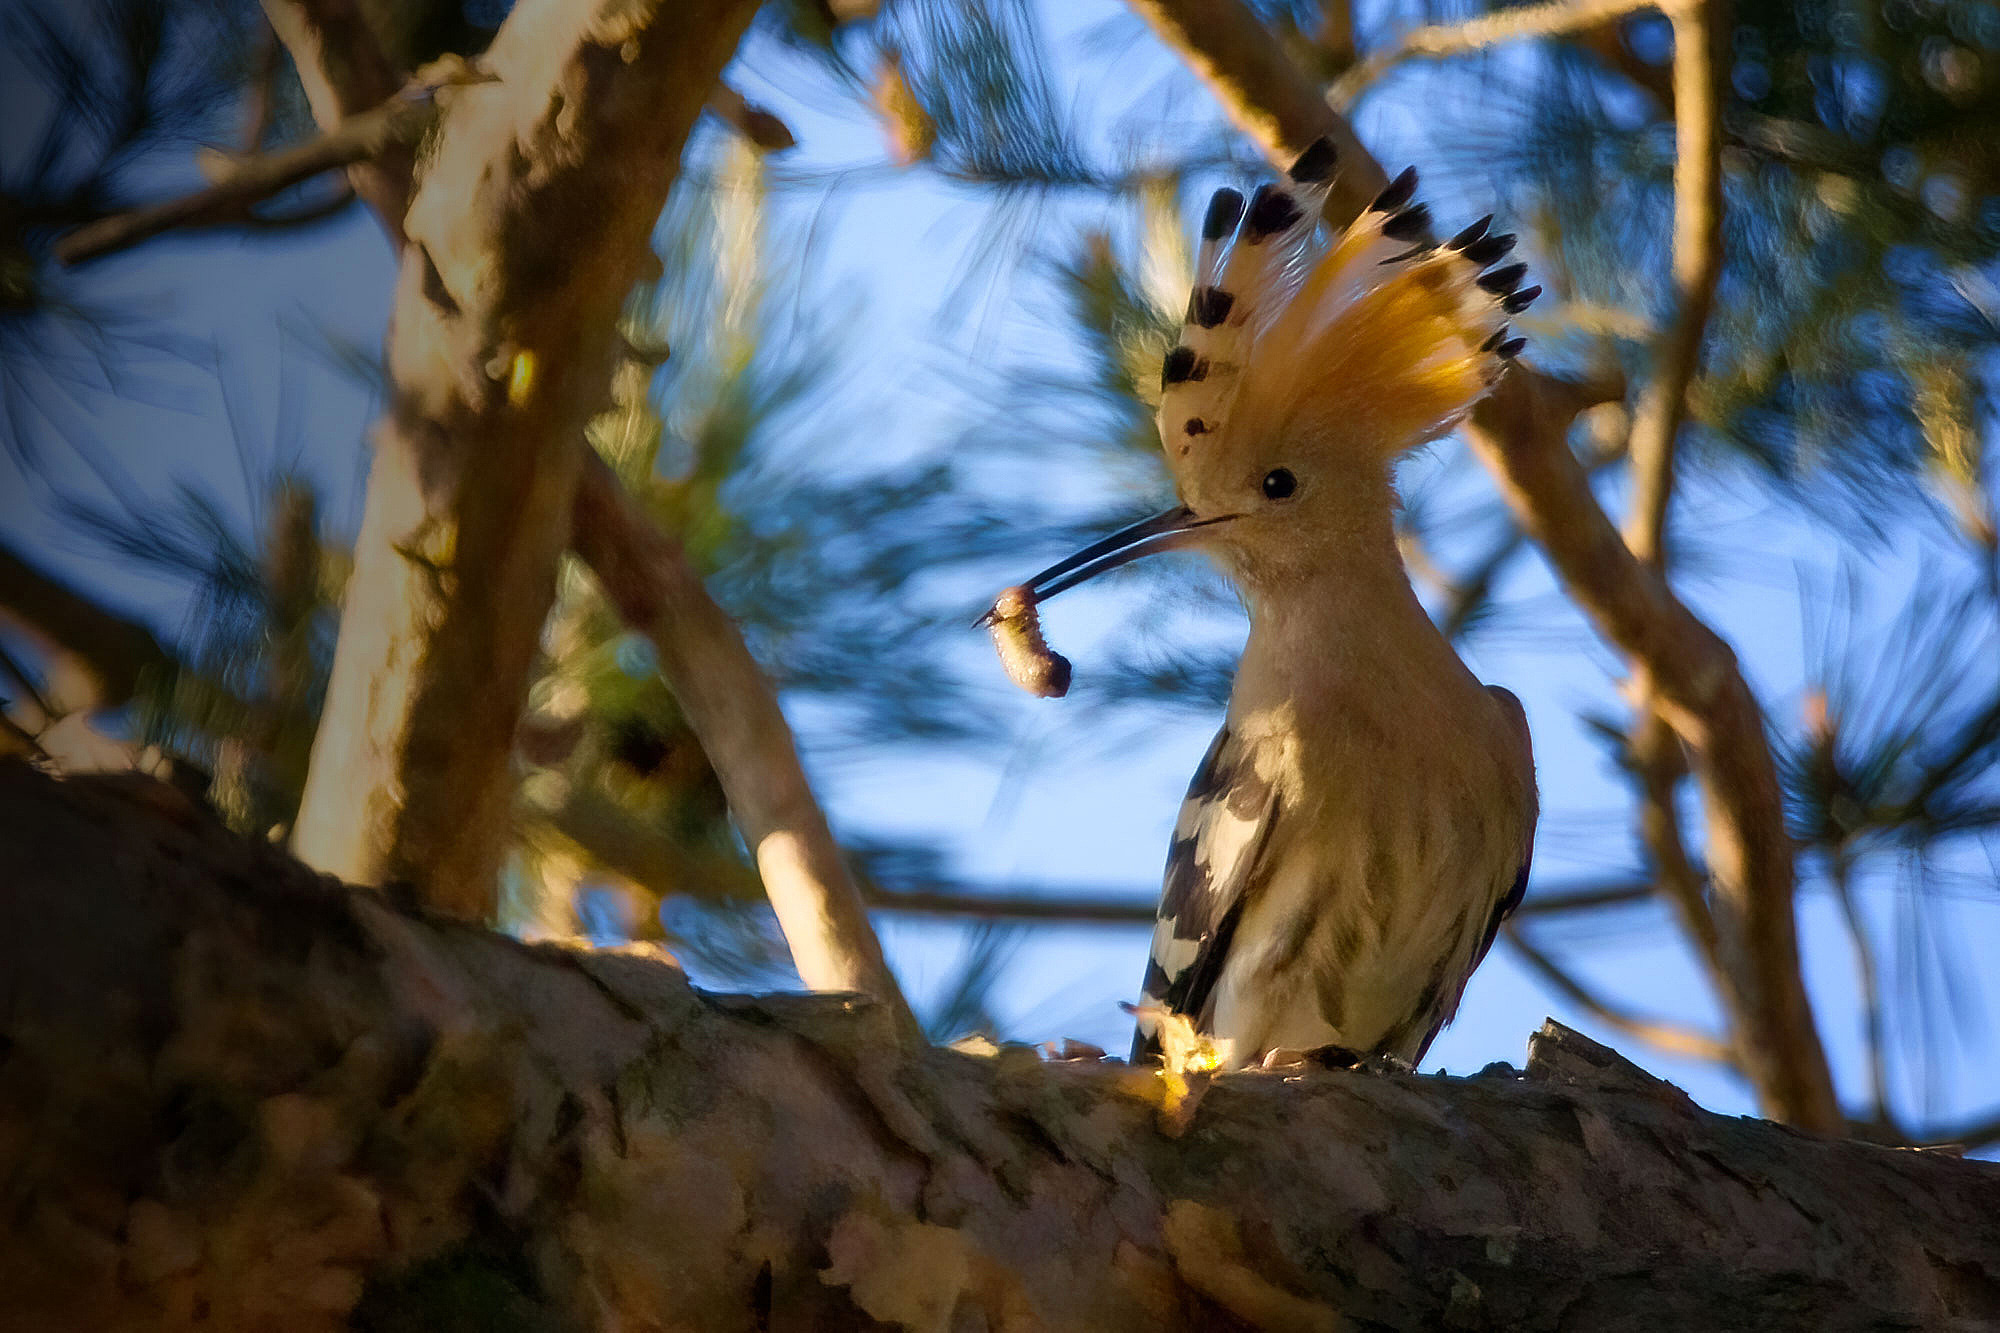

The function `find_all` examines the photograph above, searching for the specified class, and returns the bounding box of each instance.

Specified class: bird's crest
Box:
[1158,140,1537,466]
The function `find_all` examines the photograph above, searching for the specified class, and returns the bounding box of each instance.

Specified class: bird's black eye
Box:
[1261,468,1297,500]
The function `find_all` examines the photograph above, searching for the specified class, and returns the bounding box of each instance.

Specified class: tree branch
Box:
[1127,0,1391,221]
[0,540,172,713]
[1628,706,1723,958]
[286,0,760,920]
[264,0,914,1026]
[1621,0,1725,566]
[569,459,913,1024]
[1330,0,1663,105]
[1513,877,1658,917]
[257,0,414,241]
[525,781,762,905]
[9,765,1999,1330]
[1123,0,1841,1131]
[54,77,445,267]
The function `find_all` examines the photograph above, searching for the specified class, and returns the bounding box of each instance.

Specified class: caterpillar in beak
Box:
[983,585,1071,699]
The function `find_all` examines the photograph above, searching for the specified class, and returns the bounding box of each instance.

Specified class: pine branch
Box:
[1331,0,1664,105]
[1622,0,1725,566]
[256,0,414,241]
[54,74,450,266]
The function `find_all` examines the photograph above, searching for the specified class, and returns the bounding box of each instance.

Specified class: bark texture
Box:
[5,764,1998,1333]
[290,0,758,917]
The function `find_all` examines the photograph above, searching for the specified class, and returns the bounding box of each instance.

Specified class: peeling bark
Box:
[5,764,1997,1332]
[289,0,759,917]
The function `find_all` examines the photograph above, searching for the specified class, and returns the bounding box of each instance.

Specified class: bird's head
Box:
[995,142,1536,608]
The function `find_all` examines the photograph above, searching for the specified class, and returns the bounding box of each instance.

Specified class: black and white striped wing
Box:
[1129,726,1281,1063]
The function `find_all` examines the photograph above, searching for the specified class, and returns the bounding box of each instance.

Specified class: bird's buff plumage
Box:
[985,139,1539,1072]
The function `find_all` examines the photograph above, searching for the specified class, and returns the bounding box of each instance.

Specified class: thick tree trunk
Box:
[5,764,1998,1332]
[289,0,757,917]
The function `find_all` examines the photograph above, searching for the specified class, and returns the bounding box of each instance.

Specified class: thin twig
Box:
[1622,0,1725,567]
[1512,878,1658,917]
[864,885,1155,924]
[1828,845,1892,1120]
[257,0,415,242]
[1332,0,1663,106]
[1507,924,1738,1065]
[1628,704,1721,955]
[56,85,440,265]
[708,83,797,152]
[1124,0,1840,1131]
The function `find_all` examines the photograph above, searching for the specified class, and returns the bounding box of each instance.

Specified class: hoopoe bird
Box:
[985,138,1539,1070]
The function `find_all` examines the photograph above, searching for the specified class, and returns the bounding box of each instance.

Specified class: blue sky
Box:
[5,0,1998,1138]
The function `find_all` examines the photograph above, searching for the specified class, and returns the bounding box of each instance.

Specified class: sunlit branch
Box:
[1331,0,1663,106]
[259,0,914,1027]
[570,458,916,1029]
[257,0,415,241]
[1622,0,1725,567]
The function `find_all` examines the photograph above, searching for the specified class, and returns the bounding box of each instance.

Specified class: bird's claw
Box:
[1301,1043,1413,1075]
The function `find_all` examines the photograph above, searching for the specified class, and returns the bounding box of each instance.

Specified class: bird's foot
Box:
[1301,1044,1413,1076]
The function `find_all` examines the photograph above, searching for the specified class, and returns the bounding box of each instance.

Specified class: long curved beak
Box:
[978,505,1233,624]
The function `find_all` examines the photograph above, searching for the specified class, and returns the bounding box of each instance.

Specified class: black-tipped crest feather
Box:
[1447,215,1492,249]
[1202,188,1246,241]
[1370,166,1418,212]
[1187,286,1235,327]
[1244,184,1304,240]
[1381,205,1431,242]
[1287,137,1338,183]
[1461,232,1515,266]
